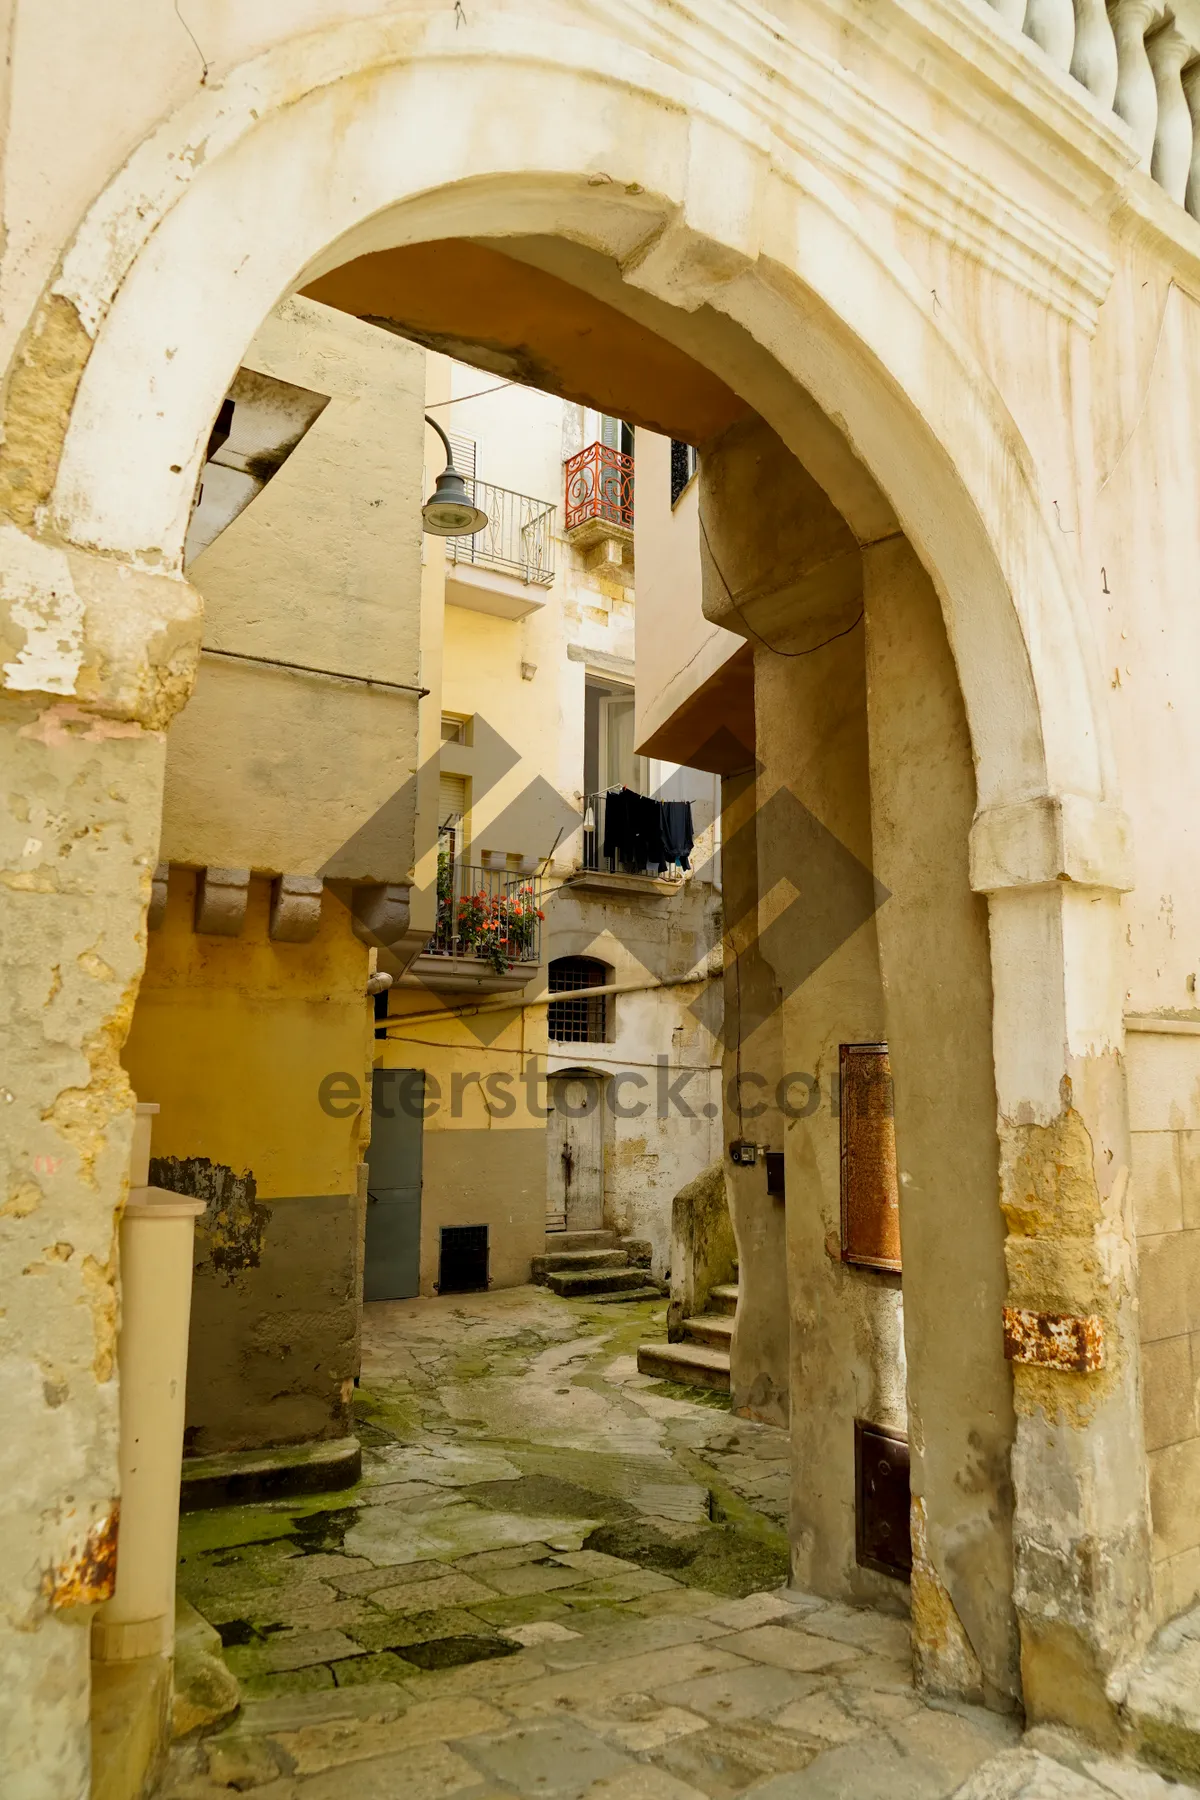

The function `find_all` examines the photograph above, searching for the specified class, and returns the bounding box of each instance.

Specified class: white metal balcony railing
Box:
[999,0,1200,218]
[448,479,556,587]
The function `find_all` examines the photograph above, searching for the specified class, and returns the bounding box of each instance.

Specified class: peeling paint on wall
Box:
[149,1155,267,1278]
[0,523,84,694]
[0,294,92,525]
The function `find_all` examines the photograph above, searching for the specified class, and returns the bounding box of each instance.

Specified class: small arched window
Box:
[548,956,609,1044]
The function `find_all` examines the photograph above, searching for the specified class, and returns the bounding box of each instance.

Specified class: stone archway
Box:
[0,8,1148,1781]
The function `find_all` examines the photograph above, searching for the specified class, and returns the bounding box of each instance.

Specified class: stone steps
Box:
[536,1231,661,1301]
[637,1281,739,1391]
[1118,1603,1200,1781]
[531,1248,629,1277]
[636,1339,731,1392]
[545,1229,617,1251]
[681,1312,734,1350]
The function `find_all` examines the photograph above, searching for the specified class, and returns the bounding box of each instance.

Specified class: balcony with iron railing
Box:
[417,855,545,988]
[444,476,556,621]
[448,478,555,584]
[565,442,635,533]
[574,790,686,895]
[563,443,635,580]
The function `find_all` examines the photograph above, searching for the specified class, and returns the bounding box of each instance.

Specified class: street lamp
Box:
[422,415,488,537]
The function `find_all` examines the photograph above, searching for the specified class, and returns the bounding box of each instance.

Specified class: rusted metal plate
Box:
[855,1420,912,1580]
[1003,1306,1105,1373]
[840,1043,901,1272]
[46,1506,119,1609]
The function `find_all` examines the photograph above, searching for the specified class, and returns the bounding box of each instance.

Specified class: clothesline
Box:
[601,785,694,875]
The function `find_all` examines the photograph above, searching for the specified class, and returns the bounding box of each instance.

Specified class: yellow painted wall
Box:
[122,870,372,1455]
[124,871,369,1198]
[379,987,548,1293]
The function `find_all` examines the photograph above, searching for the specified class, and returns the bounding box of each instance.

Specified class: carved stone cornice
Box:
[586,0,1123,328]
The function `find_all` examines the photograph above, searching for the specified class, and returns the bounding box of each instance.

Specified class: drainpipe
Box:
[92,1103,204,1663]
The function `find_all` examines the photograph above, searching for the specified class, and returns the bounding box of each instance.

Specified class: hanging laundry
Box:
[659,799,694,872]
[602,787,693,875]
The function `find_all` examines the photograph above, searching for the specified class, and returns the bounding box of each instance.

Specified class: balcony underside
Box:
[445,561,548,621]
[397,954,540,994]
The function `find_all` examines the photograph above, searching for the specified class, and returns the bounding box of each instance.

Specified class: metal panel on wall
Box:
[364,1068,424,1301]
[839,1042,901,1272]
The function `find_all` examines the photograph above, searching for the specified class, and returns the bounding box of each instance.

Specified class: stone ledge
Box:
[969,794,1134,894]
[180,1434,361,1512]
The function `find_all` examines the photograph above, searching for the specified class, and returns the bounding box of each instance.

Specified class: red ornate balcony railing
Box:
[564,441,634,532]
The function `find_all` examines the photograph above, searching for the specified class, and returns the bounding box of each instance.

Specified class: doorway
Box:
[364,1067,424,1301]
[547,1072,604,1232]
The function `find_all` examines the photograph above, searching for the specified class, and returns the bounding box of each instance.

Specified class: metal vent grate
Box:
[438,1224,489,1294]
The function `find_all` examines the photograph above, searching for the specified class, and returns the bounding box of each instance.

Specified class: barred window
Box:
[670,440,698,507]
[548,956,608,1044]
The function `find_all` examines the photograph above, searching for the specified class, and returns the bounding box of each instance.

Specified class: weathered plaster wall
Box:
[1126,1028,1200,1623]
[863,537,1018,1710]
[756,630,907,1612]
[669,1159,737,1339]
[0,536,201,1792]
[122,868,369,1452]
[546,879,722,1275]
[701,416,906,1608]
[379,995,548,1294]
[634,428,741,756]
[162,297,425,881]
[720,766,790,1428]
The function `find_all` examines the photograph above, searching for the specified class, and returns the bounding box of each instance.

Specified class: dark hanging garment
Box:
[660,800,694,871]
[602,787,637,864]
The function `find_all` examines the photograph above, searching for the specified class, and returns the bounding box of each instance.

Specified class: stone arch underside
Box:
[32,8,1119,833]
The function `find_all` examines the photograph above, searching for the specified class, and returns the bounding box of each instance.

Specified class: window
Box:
[446,433,477,481]
[548,957,609,1044]
[670,440,698,507]
[600,415,635,459]
[584,678,647,798]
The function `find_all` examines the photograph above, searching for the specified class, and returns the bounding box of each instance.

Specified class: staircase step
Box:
[684,1313,734,1350]
[708,1283,740,1316]
[585,1286,666,1305]
[620,1238,653,1268]
[544,1230,617,1251]
[532,1249,629,1281]
[544,1265,649,1297]
[637,1341,730,1392]
[1122,1606,1200,1781]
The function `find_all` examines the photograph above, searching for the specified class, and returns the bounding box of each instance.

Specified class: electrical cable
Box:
[425,379,518,411]
[200,645,428,696]
[698,507,864,659]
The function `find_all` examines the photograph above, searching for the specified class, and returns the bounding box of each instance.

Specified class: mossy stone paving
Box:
[163,1287,1189,1797]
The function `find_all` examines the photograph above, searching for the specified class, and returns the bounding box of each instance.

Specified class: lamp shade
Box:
[422,467,489,537]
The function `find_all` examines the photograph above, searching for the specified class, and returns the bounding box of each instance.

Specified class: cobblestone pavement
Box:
[160,1287,1197,1800]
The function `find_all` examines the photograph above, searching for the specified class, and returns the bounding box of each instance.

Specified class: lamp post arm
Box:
[424,414,455,470]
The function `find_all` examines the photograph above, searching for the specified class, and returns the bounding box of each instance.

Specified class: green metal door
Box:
[364,1068,424,1301]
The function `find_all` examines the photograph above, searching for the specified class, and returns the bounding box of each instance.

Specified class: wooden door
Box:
[548,1074,604,1232]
